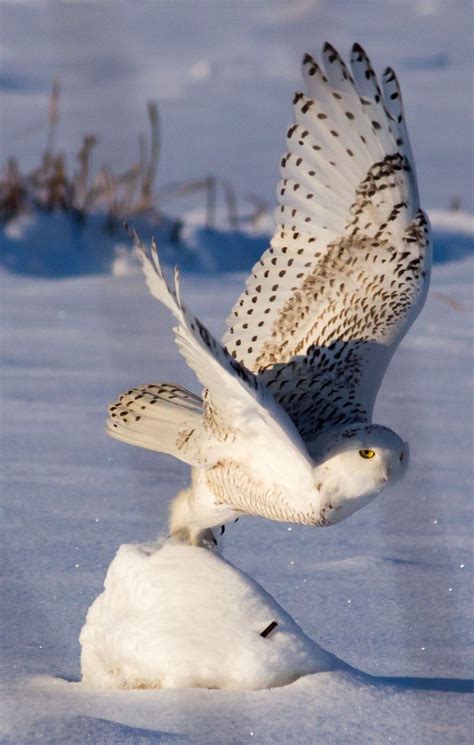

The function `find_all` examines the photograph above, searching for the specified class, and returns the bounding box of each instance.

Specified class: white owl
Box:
[107,44,431,546]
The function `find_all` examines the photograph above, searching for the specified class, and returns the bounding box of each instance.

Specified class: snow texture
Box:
[80,540,335,690]
[0,1,473,743]
[1,215,472,743]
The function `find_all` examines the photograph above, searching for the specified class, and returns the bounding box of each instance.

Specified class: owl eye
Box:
[359,449,376,459]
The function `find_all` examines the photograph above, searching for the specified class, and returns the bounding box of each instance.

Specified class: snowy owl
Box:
[107,44,431,545]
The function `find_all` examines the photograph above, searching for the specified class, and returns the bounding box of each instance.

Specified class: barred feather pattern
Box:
[115,227,315,487]
[205,459,325,526]
[259,210,430,442]
[223,43,431,443]
[107,383,205,465]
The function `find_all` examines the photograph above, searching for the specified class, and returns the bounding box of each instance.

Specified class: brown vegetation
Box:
[0,82,268,235]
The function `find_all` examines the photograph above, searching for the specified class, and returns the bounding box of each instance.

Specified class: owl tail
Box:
[106,383,204,466]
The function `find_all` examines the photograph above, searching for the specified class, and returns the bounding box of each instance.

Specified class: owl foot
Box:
[171,526,219,550]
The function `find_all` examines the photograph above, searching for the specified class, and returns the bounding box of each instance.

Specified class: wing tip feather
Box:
[322,41,335,54]
[351,41,365,57]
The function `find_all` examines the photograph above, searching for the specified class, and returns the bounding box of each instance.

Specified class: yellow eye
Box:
[359,449,376,459]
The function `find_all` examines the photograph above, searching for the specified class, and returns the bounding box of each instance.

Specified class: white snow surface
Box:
[1,1,473,742]
[80,540,335,691]
[0,214,472,743]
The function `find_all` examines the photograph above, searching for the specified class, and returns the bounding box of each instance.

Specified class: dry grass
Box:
[0,82,269,235]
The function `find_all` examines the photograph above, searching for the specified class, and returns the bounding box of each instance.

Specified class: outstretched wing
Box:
[129,230,314,492]
[222,43,431,446]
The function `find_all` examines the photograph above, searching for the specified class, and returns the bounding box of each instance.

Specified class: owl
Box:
[107,44,431,546]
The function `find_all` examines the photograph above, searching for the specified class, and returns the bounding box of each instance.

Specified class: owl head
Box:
[311,424,408,525]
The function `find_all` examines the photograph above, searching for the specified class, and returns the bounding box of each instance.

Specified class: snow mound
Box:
[429,209,474,235]
[0,208,472,278]
[80,541,336,691]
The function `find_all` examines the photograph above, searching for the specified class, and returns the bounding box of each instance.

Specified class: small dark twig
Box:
[260,620,278,638]
[450,196,461,212]
[205,175,216,229]
[141,101,160,208]
[246,193,270,230]
[72,134,98,217]
[220,178,239,230]
[46,78,61,155]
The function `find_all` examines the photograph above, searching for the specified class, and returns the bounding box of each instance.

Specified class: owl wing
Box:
[130,230,315,493]
[222,43,431,447]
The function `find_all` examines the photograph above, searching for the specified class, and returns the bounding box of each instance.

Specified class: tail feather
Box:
[106,383,205,466]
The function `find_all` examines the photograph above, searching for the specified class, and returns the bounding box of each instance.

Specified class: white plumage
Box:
[107,44,431,545]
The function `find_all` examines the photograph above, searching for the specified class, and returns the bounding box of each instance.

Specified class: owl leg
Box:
[172,525,218,549]
[168,479,237,549]
[168,487,219,548]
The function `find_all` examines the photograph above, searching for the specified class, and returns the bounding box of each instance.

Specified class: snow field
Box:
[0,221,472,742]
[0,0,472,740]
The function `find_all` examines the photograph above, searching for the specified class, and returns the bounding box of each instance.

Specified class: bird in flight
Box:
[107,43,431,547]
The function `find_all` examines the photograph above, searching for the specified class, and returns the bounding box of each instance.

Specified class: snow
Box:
[430,210,474,235]
[0,0,473,742]
[0,215,472,742]
[80,540,335,690]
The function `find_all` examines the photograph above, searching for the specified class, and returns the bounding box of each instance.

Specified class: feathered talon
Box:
[172,526,218,549]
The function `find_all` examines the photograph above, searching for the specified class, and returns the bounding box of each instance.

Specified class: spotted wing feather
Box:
[126,231,315,489]
[223,43,431,446]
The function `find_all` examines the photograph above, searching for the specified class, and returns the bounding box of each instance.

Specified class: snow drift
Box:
[80,540,336,690]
